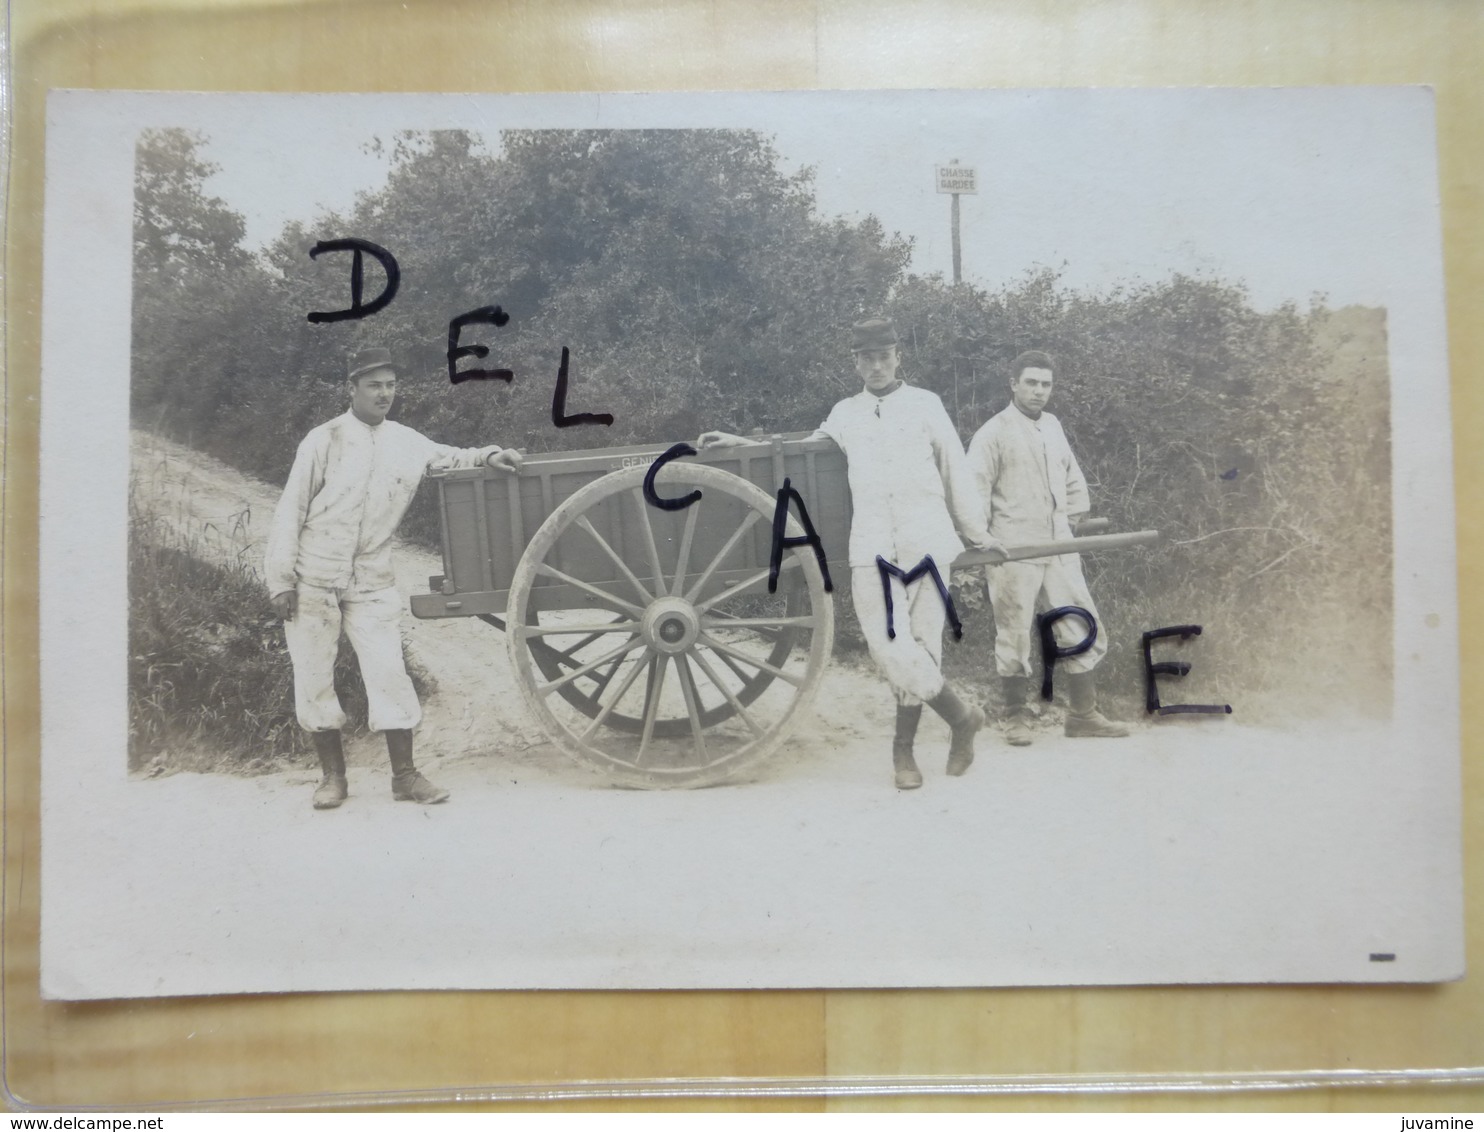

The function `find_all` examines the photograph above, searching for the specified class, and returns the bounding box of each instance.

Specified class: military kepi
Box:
[348,346,396,382]
[851,317,899,352]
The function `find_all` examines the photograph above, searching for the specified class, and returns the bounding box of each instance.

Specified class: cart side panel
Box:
[729,449,776,571]
[527,463,638,586]
[529,457,782,597]
[722,442,851,575]
[431,438,851,605]
[477,472,525,592]
[439,478,486,595]
[781,448,852,575]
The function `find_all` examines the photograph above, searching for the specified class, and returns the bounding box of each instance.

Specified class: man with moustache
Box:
[265,346,524,810]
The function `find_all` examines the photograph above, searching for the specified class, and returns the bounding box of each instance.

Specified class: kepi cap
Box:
[851,317,899,352]
[347,346,396,382]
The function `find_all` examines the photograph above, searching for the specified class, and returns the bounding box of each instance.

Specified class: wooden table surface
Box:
[4,0,1481,1112]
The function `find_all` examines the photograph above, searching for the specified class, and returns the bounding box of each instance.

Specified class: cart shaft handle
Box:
[953,529,1161,568]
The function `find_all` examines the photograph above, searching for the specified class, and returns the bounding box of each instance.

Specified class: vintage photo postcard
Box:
[37,88,1460,998]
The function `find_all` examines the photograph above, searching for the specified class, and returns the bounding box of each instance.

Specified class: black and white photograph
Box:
[39,88,1461,998]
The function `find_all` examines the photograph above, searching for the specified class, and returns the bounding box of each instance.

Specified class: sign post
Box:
[935,160,978,284]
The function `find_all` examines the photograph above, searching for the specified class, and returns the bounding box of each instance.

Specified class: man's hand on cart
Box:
[271,590,298,621]
[484,446,525,474]
[696,430,751,449]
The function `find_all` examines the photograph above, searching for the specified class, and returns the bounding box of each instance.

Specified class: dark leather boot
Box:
[311,729,348,810]
[1001,675,1034,747]
[892,704,924,790]
[929,685,985,776]
[1064,670,1129,738]
[385,728,450,803]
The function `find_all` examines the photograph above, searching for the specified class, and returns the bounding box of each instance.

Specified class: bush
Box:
[895,284,1392,722]
[128,499,429,773]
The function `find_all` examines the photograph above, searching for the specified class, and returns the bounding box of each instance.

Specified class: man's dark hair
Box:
[1010,350,1057,382]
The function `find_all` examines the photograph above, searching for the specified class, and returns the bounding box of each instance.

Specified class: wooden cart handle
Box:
[953,529,1161,568]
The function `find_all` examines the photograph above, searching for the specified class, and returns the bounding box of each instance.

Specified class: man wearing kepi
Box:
[701,318,995,790]
[265,347,523,810]
[968,350,1128,745]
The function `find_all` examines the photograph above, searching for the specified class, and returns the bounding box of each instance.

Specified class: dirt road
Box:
[46,433,1437,997]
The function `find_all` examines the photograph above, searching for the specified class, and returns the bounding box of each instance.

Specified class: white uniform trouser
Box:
[851,564,949,706]
[985,555,1108,678]
[282,583,422,732]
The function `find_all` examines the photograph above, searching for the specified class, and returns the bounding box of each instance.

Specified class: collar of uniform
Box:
[860,381,905,402]
[342,409,386,432]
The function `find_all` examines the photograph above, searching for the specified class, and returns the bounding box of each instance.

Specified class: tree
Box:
[230,129,914,476]
[133,128,250,281]
[132,128,262,422]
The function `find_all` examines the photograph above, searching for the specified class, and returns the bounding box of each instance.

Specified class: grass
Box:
[128,491,430,774]
[824,544,1391,728]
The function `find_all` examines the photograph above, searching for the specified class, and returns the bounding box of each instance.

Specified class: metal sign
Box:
[936,164,978,194]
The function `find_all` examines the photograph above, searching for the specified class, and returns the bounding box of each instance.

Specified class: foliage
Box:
[133,127,252,279]
[893,275,1392,719]
[131,129,264,419]
[129,127,1392,721]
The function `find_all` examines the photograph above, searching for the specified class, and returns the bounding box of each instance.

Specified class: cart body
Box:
[411,434,848,622]
[410,434,845,788]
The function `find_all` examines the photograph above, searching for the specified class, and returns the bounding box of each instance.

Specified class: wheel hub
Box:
[642,596,701,654]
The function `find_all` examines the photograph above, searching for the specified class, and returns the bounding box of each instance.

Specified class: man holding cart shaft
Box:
[967,350,1128,745]
[265,347,523,811]
[700,317,1000,790]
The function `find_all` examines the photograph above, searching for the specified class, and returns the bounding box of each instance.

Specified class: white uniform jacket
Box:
[967,404,1089,564]
[264,411,497,596]
[815,384,988,569]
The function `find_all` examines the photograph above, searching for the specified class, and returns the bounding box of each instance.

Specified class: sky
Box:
[189,87,1443,312]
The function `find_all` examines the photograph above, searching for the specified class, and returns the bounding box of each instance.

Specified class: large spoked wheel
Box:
[526,588,808,735]
[506,462,835,788]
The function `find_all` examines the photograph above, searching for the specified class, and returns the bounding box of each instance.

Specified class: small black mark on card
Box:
[551,346,615,427]
[643,442,701,510]
[447,305,514,383]
[1369,952,1396,962]
[307,238,400,323]
[875,555,961,641]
